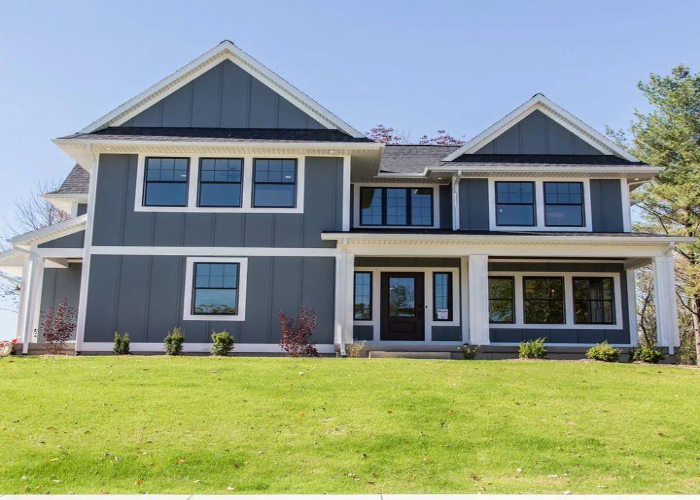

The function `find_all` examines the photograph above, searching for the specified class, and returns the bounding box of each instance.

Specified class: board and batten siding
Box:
[39,263,82,340]
[488,261,631,344]
[92,154,343,248]
[83,255,335,344]
[590,179,624,232]
[38,230,85,249]
[459,178,489,231]
[121,60,325,129]
[473,110,603,155]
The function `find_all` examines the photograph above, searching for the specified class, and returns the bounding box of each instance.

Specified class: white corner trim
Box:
[487,178,593,232]
[183,257,248,321]
[352,183,441,229]
[626,269,638,346]
[442,94,639,162]
[79,342,336,354]
[342,156,351,231]
[78,41,365,138]
[89,246,337,257]
[488,271,624,330]
[134,153,306,214]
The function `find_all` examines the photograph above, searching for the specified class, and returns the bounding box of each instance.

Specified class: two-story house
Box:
[1,41,690,357]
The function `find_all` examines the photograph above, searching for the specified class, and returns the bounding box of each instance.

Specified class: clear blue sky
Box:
[1,0,699,338]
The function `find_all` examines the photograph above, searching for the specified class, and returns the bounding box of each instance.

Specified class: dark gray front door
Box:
[380,272,425,341]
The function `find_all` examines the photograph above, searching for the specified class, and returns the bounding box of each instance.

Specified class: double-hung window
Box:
[523,277,565,324]
[488,277,515,324]
[192,263,240,315]
[495,182,535,226]
[433,272,453,321]
[359,187,433,226]
[253,159,297,208]
[544,182,584,227]
[353,271,373,320]
[574,277,615,324]
[143,157,189,207]
[198,158,243,207]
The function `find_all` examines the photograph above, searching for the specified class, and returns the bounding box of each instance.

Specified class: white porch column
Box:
[333,252,346,353]
[468,254,490,345]
[626,269,639,346]
[19,253,44,354]
[653,251,680,354]
[342,253,355,349]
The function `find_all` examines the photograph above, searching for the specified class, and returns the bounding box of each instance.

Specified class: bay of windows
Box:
[359,187,433,226]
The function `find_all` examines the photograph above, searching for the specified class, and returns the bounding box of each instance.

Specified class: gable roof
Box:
[442,94,639,162]
[79,40,364,138]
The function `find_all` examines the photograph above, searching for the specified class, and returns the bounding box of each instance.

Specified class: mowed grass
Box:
[1,357,699,494]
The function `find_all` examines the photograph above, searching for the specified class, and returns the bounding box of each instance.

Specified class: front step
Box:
[368,351,452,360]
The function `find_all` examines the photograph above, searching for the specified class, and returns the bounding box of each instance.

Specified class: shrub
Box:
[211,331,235,356]
[345,341,366,358]
[112,331,130,355]
[630,345,665,364]
[459,344,479,360]
[164,327,185,356]
[586,341,620,362]
[279,306,319,357]
[40,297,76,355]
[519,338,547,359]
[0,338,19,357]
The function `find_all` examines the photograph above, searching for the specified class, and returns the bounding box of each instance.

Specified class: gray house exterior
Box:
[1,41,689,356]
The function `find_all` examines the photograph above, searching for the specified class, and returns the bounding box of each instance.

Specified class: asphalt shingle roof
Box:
[48,164,89,195]
[59,127,374,144]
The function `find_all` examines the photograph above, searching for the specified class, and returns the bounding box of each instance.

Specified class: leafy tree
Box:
[609,65,700,364]
[367,125,464,145]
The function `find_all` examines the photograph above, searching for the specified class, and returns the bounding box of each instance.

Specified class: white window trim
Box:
[183,257,248,321]
[488,271,623,330]
[488,178,593,232]
[352,183,441,229]
[353,266,461,343]
[134,154,306,214]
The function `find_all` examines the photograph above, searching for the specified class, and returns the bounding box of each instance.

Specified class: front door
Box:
[381,272,425,341]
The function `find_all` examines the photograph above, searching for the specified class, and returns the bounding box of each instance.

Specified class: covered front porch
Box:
[325,231,689,357]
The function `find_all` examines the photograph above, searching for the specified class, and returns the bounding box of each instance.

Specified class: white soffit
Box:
[442,94,639,163]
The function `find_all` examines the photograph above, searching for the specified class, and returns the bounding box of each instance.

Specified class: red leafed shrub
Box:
[279,307,319,357]
[40,297,76,355]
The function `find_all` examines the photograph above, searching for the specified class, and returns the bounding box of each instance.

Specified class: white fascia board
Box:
[9,215,87,246]
[428,165,662,176]
[322,232,694,246]
[76,41,365,138]
[442,94,640,163]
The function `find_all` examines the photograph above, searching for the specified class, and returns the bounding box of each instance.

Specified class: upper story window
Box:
[359,187,433,227]
[143,157,189,207]
[544,182,584,227]
[198,158,243,207]
[495,182,535,226]
[253,159,297,208]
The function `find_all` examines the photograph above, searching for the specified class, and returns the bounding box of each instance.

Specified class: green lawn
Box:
[1,357,699,494]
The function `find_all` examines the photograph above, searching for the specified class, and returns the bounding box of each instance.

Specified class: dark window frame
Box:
[353,271,373,321]
[197,157,244,208]
[191,262,240,316]
[495,181,537,227]
[143,157,190,207]
[544,182,585,227]
[488,276,515,324]
[573,276,616,325]
[252,158,298,208]
[432,272,453,322]
[522,276,566,325]
[359,187,434,227]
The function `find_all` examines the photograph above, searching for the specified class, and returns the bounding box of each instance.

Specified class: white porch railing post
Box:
[468,254,490,345]
[653,251,680,354]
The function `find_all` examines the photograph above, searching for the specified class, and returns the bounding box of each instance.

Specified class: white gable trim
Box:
[79,41,364,138]
[9,215,87,247]
[442,94,639,163]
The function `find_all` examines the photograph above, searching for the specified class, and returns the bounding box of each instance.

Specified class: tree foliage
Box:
[367,125,465,145]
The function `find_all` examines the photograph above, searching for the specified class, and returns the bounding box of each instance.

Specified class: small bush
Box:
[630,345,665,364]
[211,331,235,356]
[519,338,547,359]
[586,341,620,362]
[459,344,479,360]
[40,297,77,355]
[112,331,130,355]
[164,327,185,356]
[345,341,366,358]
[279,307,319,357]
